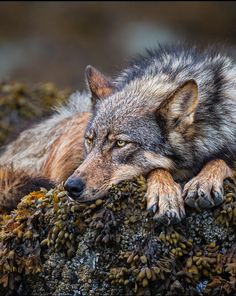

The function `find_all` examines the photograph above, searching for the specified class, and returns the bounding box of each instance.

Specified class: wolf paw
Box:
[183,159,232,210]
[183,176,224,210]
[146,177,185,225]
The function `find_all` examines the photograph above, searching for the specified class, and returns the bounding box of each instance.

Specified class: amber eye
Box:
[115,140,127,148]
[86,137,93,146]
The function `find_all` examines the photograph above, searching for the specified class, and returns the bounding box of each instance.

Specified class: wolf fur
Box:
[0,166,54,211]
[0,92,91,210]
[1,45,236,223]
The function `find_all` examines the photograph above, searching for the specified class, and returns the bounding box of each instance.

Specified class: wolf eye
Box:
[86,137,93,146]
[115,140,127,148]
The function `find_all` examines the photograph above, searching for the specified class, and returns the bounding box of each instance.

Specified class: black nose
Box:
[64,178,85,198]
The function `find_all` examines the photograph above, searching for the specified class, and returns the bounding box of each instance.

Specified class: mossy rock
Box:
[0,177,236,296]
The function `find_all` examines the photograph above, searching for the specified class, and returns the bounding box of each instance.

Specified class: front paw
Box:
[146,181,185,225]
[183,176,224,210]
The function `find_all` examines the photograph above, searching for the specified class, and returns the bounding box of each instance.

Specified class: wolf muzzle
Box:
[64,177,85,198]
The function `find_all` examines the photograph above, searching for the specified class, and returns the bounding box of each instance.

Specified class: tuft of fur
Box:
[0,91,91,176]
[0,91,91,210]
[55,91,92,116]
[0,166,54,211]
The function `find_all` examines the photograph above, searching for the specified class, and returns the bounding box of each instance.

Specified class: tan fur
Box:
[110,164,144,185]
[97,87,114,98]
[146,169,185,224]
[86,65,115,99]
[184,159,233,209]
[143,152,175,171]
[69,150,114,201]
[0,166,53,211]
[0,110,90,210]
[43,113,90,182]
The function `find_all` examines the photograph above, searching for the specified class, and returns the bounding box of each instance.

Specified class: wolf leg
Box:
[146,169,185,224]
[183,159,233,210]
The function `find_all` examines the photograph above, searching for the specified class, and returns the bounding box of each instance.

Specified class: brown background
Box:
[0,1,236,90]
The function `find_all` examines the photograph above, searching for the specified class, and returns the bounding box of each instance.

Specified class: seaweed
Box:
[0,177,235,295]
[0,81,70,146]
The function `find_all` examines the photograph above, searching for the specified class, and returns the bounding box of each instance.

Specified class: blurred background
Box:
[0,1,236,90]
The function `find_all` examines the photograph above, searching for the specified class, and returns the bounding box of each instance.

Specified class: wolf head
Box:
[64,65,199,201]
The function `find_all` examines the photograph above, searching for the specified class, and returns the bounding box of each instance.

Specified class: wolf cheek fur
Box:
[66,46,236,224]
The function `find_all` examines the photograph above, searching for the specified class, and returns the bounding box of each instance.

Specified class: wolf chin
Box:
[1,45,236,224]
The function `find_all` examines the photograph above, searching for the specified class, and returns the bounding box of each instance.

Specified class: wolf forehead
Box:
[87,83,167,134]
[87,79,176,130]
[84,45,234,143]
[86,110,163,148]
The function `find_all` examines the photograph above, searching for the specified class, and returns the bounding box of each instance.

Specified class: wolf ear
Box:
[158,79,199,130]
[85,65,116,104]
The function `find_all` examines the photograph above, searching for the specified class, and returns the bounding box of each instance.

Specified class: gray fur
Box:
[86,45,236,181]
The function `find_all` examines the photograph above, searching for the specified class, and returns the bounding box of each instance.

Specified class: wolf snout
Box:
[64,177,85,198]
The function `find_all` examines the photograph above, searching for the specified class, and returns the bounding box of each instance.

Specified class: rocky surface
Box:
[0,178,236,296]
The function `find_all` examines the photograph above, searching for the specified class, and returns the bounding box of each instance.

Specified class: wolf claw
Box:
[153,209,181,225]
[146,169,185,224]
[184,159,232,210]
[146,202,157,214]
[184,180,224,210]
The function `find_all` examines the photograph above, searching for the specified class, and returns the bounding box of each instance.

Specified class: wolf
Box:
[1,45,236,224]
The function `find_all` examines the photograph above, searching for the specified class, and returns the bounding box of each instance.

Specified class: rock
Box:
[0,177,235,296]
